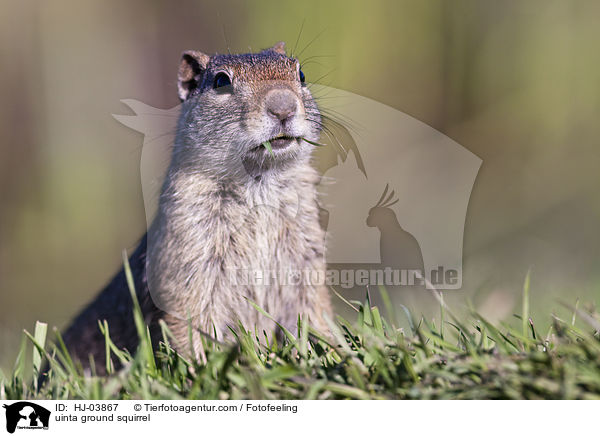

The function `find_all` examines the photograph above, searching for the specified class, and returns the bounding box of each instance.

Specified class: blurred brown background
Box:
[1,0,599,369]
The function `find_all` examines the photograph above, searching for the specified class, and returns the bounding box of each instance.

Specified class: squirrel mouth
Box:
[269,135,298,149]
[253,135,298,153]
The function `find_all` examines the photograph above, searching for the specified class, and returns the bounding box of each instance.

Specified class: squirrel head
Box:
[174,42,321,178]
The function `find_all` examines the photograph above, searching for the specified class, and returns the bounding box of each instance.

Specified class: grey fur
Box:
[60,43,332,371]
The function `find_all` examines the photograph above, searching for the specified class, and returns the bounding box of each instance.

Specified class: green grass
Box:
[1,262,599,400]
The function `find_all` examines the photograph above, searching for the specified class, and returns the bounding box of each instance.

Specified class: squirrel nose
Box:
[265,89,298,122]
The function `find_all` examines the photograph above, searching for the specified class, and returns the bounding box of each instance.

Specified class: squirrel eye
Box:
[213,72,232,89]
[299,68,305,84]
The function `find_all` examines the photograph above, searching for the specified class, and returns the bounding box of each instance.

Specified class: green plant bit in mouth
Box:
[262,140,275,157]
[301,137,326,147]
[261,136,325,157]
[261,135,295,156]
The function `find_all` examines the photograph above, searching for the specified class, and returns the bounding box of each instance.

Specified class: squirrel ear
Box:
[270,41,286,55]
[178,50,210,101]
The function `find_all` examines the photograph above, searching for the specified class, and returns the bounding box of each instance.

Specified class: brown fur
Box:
[60,43,332,371]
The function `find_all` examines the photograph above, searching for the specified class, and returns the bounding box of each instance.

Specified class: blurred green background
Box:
[1,0,599,369]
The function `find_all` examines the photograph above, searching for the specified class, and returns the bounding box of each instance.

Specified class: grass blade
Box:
[262,141,275,157]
